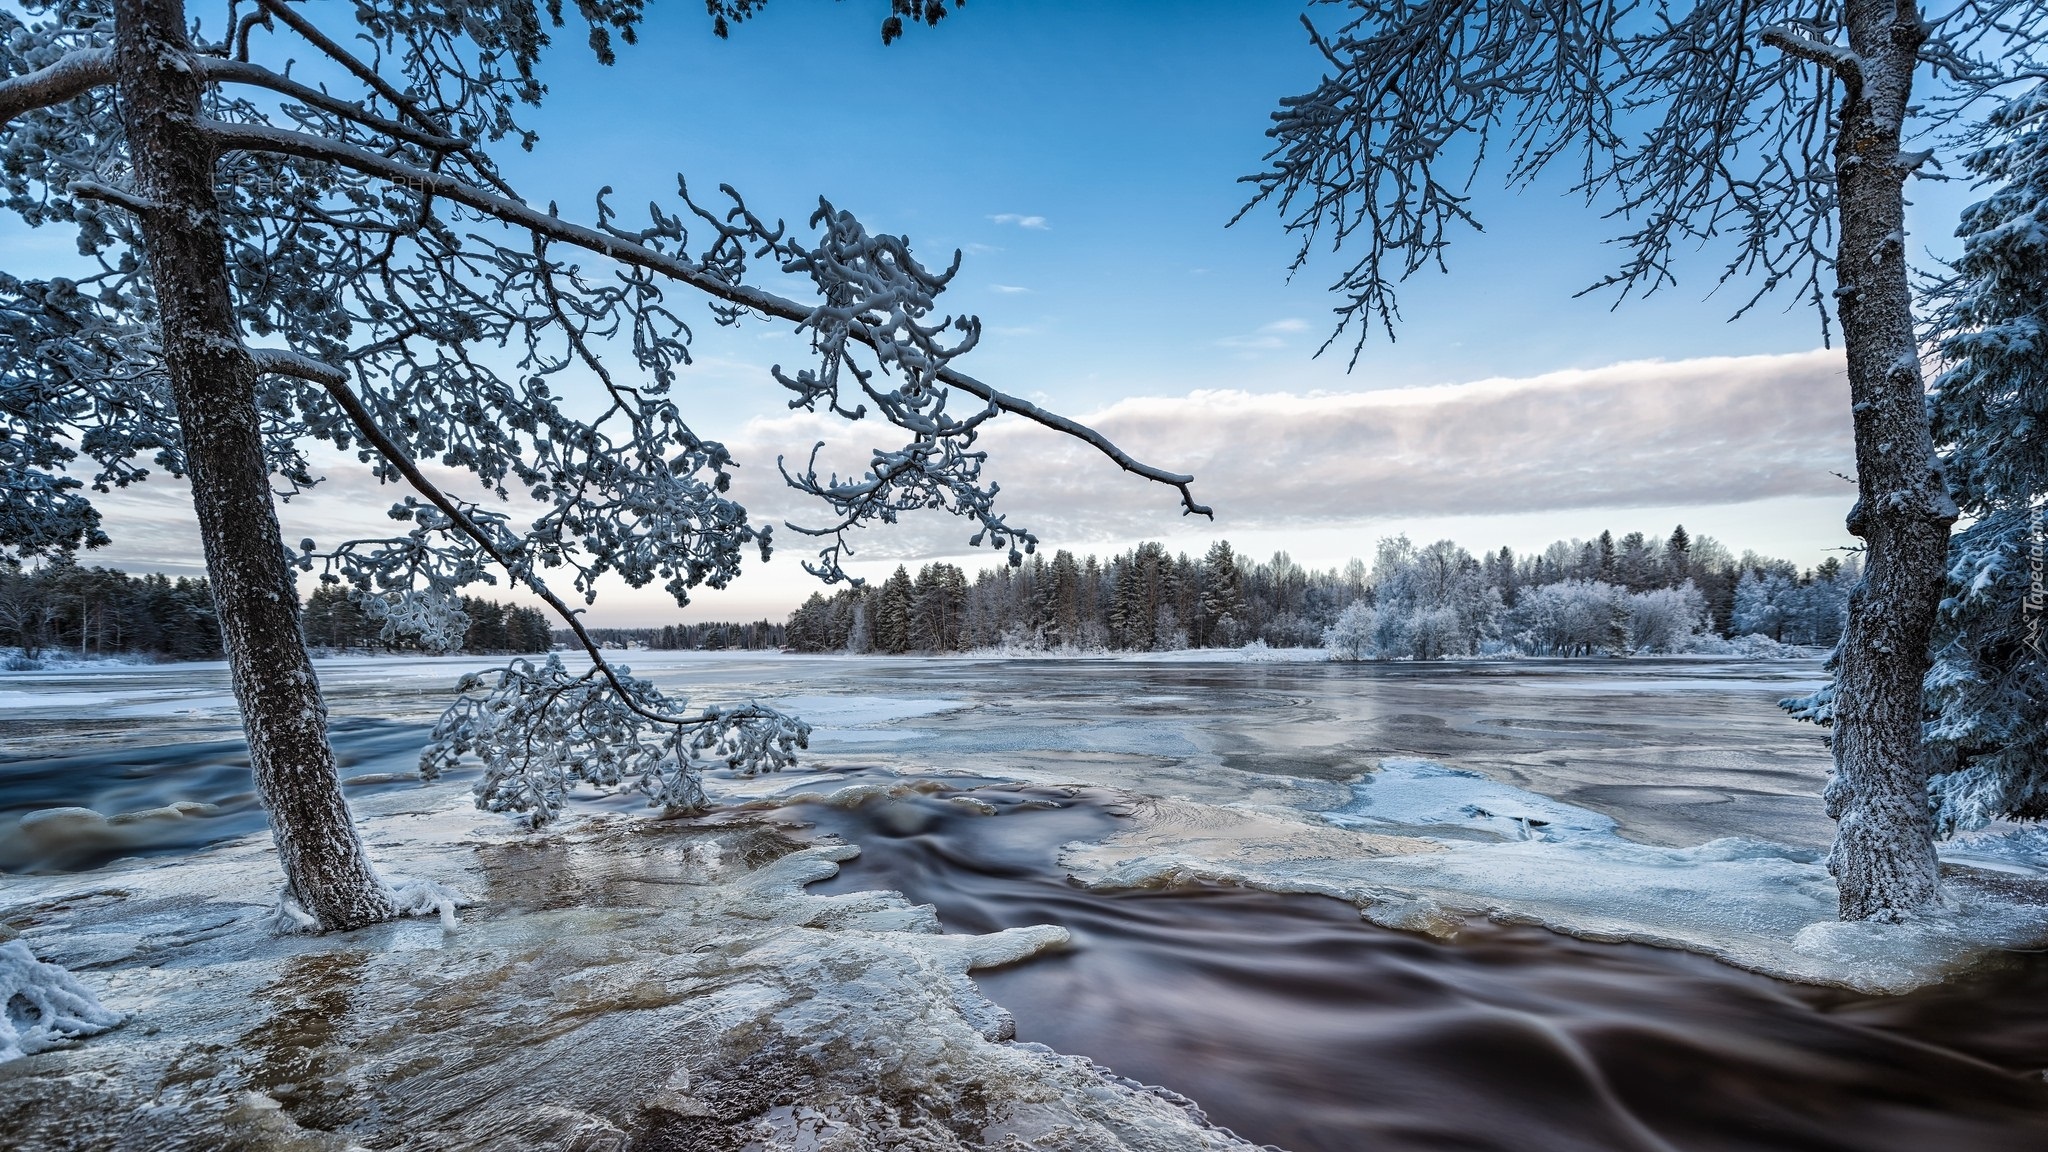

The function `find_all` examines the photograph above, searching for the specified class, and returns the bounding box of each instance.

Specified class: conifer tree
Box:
[1923,84,2048,833]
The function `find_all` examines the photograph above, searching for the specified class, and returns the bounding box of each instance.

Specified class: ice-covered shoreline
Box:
[0,781,1260,1151]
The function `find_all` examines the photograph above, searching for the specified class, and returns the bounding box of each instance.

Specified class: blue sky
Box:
[40,0,1988,624]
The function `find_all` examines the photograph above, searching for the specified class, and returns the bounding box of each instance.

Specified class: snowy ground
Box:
[3,651,2046,1147]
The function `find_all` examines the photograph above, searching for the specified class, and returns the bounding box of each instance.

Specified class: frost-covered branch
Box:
[1760,24,1866,95]
[421,654,807,825]
[198,117,1203,516]
[0,46,110,128]
[198,58,467,152]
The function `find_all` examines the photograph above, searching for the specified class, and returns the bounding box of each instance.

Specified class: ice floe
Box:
[1061,757,2048,994]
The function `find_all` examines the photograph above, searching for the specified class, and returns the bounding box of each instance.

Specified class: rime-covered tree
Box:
[1667,526,1693,584]
[1236,0,2045,920]
[1922,84,2048,834]
[0,0,1204,930]
[1198,539,1245,646]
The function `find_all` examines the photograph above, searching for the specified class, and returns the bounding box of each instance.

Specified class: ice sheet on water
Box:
[1064,758,2048,993]
[0,938,124,1062]
[1329,757,1615,842]
[768,694,968,728]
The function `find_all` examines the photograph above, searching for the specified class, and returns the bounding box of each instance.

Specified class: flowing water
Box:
[794,780,2048,1152]
[5,652,2047,1151]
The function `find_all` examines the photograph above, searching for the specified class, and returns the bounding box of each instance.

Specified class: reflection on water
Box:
[794,782,2048,1152]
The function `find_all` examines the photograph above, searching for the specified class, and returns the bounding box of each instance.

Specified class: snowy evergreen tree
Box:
[873,566,916,654]
[1197,539,1245,646]
[1667,525,1693,583]
[0,0,1203,930]
[1923,83,2048,834]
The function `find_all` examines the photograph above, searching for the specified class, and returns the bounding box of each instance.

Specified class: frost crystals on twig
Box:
[421,654,810,827]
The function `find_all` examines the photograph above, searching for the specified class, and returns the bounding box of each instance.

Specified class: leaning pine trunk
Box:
[113,0,394,931]
[1823,0,1957,921]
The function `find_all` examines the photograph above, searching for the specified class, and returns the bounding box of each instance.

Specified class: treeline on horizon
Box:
[570,621,789,652]
[0,559,555,666]
[782,527,1861,658]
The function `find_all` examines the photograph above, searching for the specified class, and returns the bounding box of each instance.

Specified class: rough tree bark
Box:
[113,0,394,931]
[1819,0,1956,920]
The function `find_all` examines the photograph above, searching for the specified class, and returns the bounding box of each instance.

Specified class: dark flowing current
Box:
[794,782,2048,1152]
[6,656,2048,1151]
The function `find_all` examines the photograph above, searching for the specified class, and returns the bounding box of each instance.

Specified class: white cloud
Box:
[1259,318,1310,334]
[987,213,1049,230]
[720,350,1855,561]
[989,283,1032,294]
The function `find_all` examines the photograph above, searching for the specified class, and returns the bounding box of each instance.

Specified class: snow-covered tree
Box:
[1733,569,1796,641]
[1510,580,1628,657]
[1626,582,1711,654]
[0,1,1203,931]
[1236,0,2047,920]
[1322,598,1377,661]
[1366,536,1500,658]
[1923,83,2048,835]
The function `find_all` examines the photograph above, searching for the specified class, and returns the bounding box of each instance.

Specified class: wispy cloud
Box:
[988,213,1050,230]
[1215,317,1313,351]
[989,283,1032,294]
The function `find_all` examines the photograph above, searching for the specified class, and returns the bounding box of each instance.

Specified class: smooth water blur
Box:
[795,781,2048,1152]
[0,719,449,871]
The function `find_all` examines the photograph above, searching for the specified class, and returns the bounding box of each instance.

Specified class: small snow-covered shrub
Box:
[1239,639,1282,662]
[1,940,123,1061]
[3,654,42,672]
[422,654,809,826]
[1697,633,1808,659]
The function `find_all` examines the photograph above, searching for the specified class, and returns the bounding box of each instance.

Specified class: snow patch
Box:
[272,871,475,934]
[0,939,124,1062]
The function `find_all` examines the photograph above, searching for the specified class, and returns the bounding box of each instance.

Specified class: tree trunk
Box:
[113,0,394,931]
[1824,0,1956,921]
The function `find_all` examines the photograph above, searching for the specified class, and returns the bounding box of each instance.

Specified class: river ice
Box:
[3,651,2046,1148]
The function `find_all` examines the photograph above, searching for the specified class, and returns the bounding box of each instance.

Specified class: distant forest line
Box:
[3,525,1852,667]
[0,559,554,666]
[783,528,1857,658]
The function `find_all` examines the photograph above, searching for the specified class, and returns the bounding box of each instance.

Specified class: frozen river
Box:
[4,652,2048,1150]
